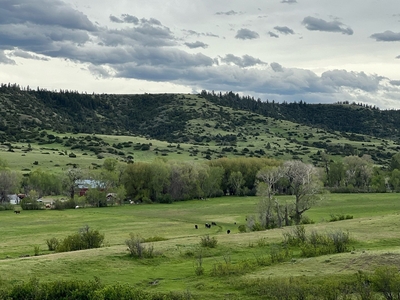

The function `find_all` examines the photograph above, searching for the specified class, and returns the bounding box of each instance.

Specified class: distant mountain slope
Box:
[199,91,399,139]
[1,83,399,168]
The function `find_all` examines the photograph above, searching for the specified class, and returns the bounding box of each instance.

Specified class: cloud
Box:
[140,18,162,26]
[183,29,219,38]
[390,80,400,86]
[370,31,400,42]
[396,55,400,59]
[0,0,96,31]
[235,28,260,40]
[109,15,123,23]
[274,26,294,35]
[302,16,353,35]
[281,0,297,3]
[321,70,383,92]
[221,54,266,67]
[109,14,140,24]
[268,31,279,38]
[10,49,49,61]
[215,10,240,16]
[0,23,90,53]
[184,41,208,49]
[122,14,139,24]
[0,51,15,64]
[2,0,400,109]
[98,23,177,47]
[270,62,283,72]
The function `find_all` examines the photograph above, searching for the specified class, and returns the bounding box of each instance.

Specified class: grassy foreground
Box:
[1,194,400,299]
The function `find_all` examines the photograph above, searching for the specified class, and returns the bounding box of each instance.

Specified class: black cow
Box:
[195,225,198,229]
[211,222,217,226]
[205,223,211,228]
[227,230,231,234]
[14,210,20,214]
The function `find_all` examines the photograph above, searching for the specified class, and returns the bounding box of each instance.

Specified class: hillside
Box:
[1,84,399,170]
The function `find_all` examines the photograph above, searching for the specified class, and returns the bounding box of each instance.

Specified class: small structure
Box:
[7,194,20,205]
[76,179,105,196]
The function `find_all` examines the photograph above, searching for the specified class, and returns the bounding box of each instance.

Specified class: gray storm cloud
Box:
[235,28,260,40]
[1,0,400,109]
[184,41,208,49]
[370,31,400,42]
[302,16,353,35]
[274,26,294,35]
[221,54,267,67]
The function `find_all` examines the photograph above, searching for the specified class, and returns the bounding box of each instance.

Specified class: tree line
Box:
[2,154,400,214]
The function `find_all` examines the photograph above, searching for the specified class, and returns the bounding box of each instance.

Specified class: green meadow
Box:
[1,193,400,299]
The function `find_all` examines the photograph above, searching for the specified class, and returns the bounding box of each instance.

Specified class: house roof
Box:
[76,179,105,189]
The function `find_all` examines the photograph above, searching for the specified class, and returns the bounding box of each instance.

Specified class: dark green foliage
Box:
[55,225,104,252]
[20,198,41,210]
[46,237,59,251]
[329,214,353,222]
[0,277,191,300]
[125,234,155,258]
[238,224,247,233]
[199,235,218,248]
[0,203,14,210]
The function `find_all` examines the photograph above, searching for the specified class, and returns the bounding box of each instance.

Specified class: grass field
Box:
[1,193,400,298]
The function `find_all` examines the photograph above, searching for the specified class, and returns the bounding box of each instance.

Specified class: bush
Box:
[0,203,14,210]
[46,237,59,251]
[200,235,218,248]
[238,224,247,233]
[300,229,351,257]
[282,225,306,246]
[372,266,400,299]
[33,245,40,256]
[55,225,104,252]
[125,234,155,258]
[143,236,167,242]
[269,244,291,263]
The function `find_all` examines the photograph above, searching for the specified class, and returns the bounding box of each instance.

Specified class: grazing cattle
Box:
[211,222,217,226]
[227,230,231,234]
[14,210,20,214]
[75,206,79,209]
[45,204,51,209]
[205,223,211,228]
[195,225,198,229]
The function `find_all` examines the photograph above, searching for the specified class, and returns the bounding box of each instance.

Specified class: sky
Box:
[0,0,400,109]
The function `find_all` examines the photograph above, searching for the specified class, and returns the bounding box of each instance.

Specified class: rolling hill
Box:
[1,83,399,171]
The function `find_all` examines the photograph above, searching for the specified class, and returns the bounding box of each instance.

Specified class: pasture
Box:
[1,194,400,299]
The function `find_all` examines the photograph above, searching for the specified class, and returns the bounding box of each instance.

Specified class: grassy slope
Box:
[1,103,397,174]
[1,194,400,299]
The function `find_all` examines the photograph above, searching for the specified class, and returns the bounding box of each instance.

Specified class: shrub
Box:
[0,203,14,210]
[329,230,350,253]
[33,245,40,256]
[372,266,400,300]
[143,236,167,242]
[283,225,306,246]
[269,244,291,263]
[46,237,59,251]
[200,235,218,248]
[125,234,155,258]
[53,200,65,210]
[238,224,247,233]
[56,225,104,252]
[251,222,264,232]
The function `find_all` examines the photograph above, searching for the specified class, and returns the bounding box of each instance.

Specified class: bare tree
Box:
[283,160,324,225]
[256,166,282,228]
[0,169,22,203]
[229,171,244,195]
[63,168,83,199]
